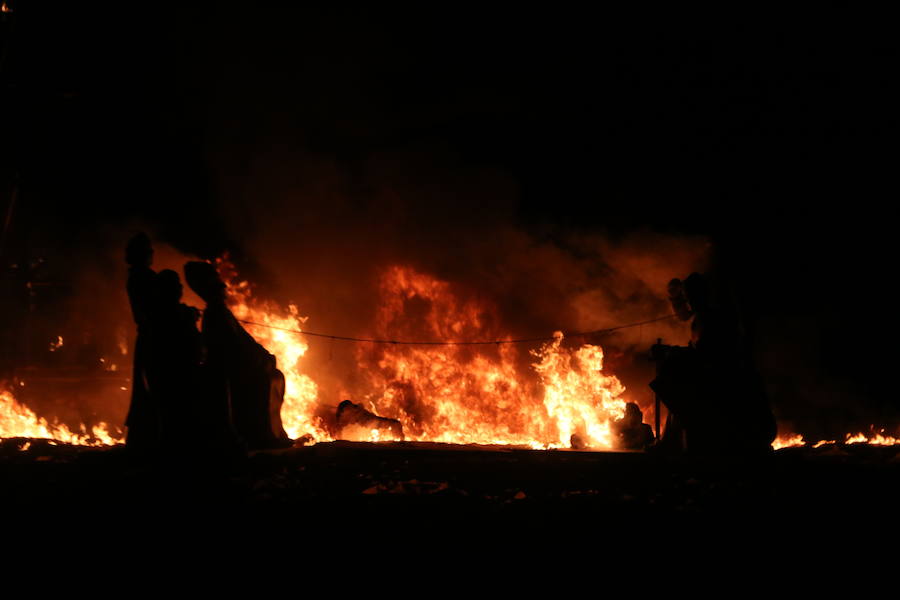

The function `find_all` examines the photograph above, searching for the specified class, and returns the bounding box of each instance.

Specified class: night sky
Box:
[1,6,897,429]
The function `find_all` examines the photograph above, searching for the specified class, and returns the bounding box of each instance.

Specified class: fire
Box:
[49,336,64,352]
[355,266,628,448]
[217,261,633,448]
[216,258,327,442]
[534,334,627,448]
[9,254,896,454]
[772,433,805,449]
[844,431,899,446]
[0,386,121,446]
[773,430,900,449]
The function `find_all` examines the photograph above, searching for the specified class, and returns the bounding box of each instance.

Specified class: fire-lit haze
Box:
[224,260,630,448]
[2,244,899,450]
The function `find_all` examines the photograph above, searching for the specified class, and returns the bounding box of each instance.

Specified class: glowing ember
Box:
[49,336,64,352]
[0,386,121,446]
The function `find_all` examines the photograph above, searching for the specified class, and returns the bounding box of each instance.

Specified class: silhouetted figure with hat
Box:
[651,272,776,454]
[124,233,159,453]
[184,261,290,450]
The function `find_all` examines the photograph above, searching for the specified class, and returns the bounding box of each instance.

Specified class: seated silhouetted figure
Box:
[184,261,290,450]
[611,402,654,450]
[651,273,775,454]
[146,270,204,446]
[124,233,158,452]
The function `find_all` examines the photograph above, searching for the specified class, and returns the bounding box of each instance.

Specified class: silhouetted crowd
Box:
[124,232,775,458]
[124,233,290,458]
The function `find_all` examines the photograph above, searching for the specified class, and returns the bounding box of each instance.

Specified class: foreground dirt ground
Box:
[3,439,899,541]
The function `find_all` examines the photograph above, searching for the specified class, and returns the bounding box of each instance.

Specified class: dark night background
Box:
[1,6,897,436]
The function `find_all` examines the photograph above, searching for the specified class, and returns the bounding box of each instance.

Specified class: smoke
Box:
[195,141,710,415]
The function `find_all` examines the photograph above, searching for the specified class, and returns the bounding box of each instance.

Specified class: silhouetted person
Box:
[146,269,204,446]
[651,272,775,454]
[183,261,290,450]
[611,402,654,450]
[124,232,158,452]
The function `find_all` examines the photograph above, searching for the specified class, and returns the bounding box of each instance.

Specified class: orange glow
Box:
[772,433,805,449]
[5,257,898,454]
[223,263,632,448]
[0,386,121,446]
[359,266,631,447]
[216,258,327,442]
[772,431,900,450]
[844,431,900,446]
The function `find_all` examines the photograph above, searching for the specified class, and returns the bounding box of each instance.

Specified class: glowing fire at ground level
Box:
[2,384,897,451]
[2,264,897,451]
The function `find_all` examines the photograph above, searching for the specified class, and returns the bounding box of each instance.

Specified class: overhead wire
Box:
[235,314,677,346]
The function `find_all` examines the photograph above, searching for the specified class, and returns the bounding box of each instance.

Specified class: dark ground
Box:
[3,438,899,544]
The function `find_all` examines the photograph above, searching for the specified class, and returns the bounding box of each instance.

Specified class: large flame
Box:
[224,263,631,448]
[356,266,630,447]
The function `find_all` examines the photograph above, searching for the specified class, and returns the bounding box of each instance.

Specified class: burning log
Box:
[336,400,404,441]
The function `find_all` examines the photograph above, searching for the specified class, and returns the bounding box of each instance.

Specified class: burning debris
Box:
[336,400,404,441]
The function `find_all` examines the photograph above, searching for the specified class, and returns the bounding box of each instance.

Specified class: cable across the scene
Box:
[235,314,677,346]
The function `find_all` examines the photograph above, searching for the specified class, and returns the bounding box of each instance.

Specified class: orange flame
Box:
[228,263,633,448]
[772,433,805,449]
[216,258,327,442]
[368,266,629,448]
[844,431,899,446]
[0,386,121,446]
[773,430,900,450]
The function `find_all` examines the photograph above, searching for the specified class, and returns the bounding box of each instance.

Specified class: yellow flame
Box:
[845,431,900,446]
[1,387,121,446]
[772,433,805,449]
[217,259,327,442]
[220,263,636,449]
